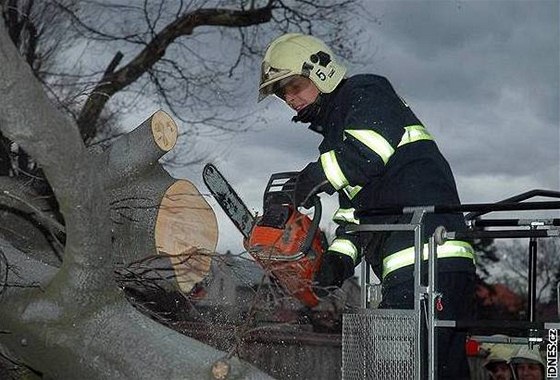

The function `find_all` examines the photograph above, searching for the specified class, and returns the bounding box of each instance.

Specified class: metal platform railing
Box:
[341,189,560,380]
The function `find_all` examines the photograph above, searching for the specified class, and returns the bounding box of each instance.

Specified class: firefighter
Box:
[509,346,545,380]
[483,343,516,380]
[258,33,476,379]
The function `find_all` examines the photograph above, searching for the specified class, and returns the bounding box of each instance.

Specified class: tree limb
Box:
[77,5,273,142]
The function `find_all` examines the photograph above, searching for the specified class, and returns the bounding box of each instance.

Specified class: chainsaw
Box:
[202,163,326,307]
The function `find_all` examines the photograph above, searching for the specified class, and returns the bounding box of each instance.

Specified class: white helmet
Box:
[483,343,516,368]
[258,33,346,101]
[509,346,545,375]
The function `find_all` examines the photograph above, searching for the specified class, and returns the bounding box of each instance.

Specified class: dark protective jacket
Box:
[300,74,475,284]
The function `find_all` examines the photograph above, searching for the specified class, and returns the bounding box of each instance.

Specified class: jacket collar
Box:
[307,78,346,135]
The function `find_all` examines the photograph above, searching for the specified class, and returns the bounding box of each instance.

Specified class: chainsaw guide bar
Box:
[202,163,255,239]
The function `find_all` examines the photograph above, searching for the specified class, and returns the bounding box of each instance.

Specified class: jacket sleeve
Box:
[319,76,419,191]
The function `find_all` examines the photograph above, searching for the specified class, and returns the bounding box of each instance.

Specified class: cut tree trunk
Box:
[100,110,217,294]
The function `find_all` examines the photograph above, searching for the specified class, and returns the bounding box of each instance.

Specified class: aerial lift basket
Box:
[343,309,418,379]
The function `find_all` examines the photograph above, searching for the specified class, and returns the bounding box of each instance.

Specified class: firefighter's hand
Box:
[315,253,355,296]
[293,174,316,209]
[293,167,323,209]
[292,162,333,209]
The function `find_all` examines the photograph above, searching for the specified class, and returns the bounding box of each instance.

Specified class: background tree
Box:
[481,238,560,320]
[472,237,499,280]
[490,239,559,303]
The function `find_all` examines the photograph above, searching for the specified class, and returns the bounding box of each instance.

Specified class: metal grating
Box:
[342,309,418,380]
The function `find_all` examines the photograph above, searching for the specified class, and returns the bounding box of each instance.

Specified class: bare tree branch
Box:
[74,5,274,141]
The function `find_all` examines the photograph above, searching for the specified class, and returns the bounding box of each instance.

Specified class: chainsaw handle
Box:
[299,195,322,255]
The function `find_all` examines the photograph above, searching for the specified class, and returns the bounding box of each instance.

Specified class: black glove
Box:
[293,163,333,209]
[314,252,355,296]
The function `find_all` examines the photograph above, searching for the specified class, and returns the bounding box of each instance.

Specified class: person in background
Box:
[483,343,515,380]
[509,346,545,380]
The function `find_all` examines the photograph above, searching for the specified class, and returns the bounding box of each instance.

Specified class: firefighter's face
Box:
[276,76,320,112]
[514,363,544,380]
[487,362,513,380]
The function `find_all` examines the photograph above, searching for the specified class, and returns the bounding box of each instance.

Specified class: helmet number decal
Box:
[315,69,327,81]
[315,68,335,81]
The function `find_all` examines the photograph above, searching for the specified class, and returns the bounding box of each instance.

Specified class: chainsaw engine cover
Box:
[256,203,291,229]
[247,205,324,307]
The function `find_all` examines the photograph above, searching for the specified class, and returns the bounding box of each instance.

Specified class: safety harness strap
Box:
[382,240,475,279]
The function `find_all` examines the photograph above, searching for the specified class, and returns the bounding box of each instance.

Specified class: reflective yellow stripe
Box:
[382,240,475,279]
[328,238,358,263]
[333,208,360,224]
[397,125,434,147]
[346,129,395,165]
[342,184,362,200]
[320,151,349,190]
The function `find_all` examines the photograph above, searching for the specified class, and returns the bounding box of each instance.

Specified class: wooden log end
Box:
[151,110,178,152]
[154,180,218,294]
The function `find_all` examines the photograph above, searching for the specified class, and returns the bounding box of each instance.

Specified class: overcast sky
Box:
[165,0,559,254]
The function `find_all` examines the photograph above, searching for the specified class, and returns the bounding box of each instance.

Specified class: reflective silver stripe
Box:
[320,151,349,190]
[328,238,358,263]
[397,124,434,147]
[333,208,360,224]
[342,184,362,200]
[382,240,475,279]
[345,129,395,164]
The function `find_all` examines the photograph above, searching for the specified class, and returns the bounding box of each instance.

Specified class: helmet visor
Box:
[258,63,295,102]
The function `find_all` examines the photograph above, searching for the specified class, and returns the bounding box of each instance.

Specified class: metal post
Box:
[428,235,437,380]
[411,209,426,380]
[528,232,538,322]
[414,224,423,380]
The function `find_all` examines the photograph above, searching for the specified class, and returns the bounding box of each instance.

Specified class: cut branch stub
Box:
[151,112,178,151]
[103,110,178,189]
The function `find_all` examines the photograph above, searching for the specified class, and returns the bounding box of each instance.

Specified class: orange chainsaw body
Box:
[245,205,324,307]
